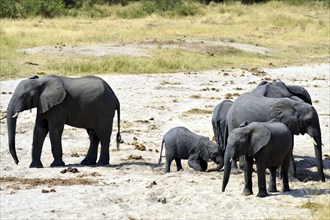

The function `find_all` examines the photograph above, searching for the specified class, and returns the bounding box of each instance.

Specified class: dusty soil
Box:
[0,64,329,219]
[17,39,270,58]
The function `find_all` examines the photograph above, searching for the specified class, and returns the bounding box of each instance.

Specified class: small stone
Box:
[42,189,49,193]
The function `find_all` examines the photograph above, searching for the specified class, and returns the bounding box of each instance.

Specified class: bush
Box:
[0,0,18,18]
[141,0,200,17]
[0,0,66,18]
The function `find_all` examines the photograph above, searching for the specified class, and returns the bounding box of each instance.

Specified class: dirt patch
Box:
[183,108,213,115]
[141,39,270,55]
[0,176,96,190]
[122,155,144,161]
[16,40,271,58]
[17,44,150,57]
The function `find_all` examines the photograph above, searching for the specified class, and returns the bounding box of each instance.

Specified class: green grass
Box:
[0,1,329,80]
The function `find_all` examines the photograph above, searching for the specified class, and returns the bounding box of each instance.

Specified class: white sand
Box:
[0,64,329,219]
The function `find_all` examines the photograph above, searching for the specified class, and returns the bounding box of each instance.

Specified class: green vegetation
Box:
[1,0,329,18]
[0,1,329,80]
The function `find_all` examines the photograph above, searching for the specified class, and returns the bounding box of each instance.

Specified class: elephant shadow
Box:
[266,188,330,198]
[294,155,330,182]
[66,162,162,170]
[284,188,330,198]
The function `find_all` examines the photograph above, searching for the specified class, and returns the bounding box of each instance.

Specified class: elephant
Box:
[224,92,325,182]
[227,80,313,174]
[158,126,224,172]
[211,100,233,149]
[222,120,293,197]
[7,75,121,168]
[252,80,312,104]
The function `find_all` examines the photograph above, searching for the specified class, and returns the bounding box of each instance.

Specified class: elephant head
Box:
[270,98,324,182]
[7,75,66,164]
[254,80,312,105]
[222,122,271,192]
[195,138,224,171]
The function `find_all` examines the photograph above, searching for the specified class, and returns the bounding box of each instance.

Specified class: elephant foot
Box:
[96,160,110,166]
[282,186,290,192]
[50,160,65,167]
[81,157,96,166]
[30,160,43,168]
[242,188,253,196]
[257,191,269,198]
[268,188,278,193]
[231,167,241,175]
[268,184,278,192]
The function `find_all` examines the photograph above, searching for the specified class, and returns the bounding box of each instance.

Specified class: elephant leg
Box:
[81,129,99,165]
[200,160,208,171]
[188,158,203,171]
[289,152,297,178]
[231,160,241,174]
[243,156,253,196]
[48,121,65,167]
[30,117,48,168]
[268,167,278,192]
[96,118,114,166]
[175,158,183,171]
[281,154,291,192]
[256,160,268,198]
[97,134,111,166]
[165,158,173,172]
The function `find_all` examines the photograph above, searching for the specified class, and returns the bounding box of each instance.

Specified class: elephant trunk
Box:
[7,103,19,164]
[313,135,325,182]
[222,153,232,192]
[207,162,224,172]
[306,116,325,182]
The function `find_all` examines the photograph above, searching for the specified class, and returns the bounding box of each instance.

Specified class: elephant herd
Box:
[6,75,325,197]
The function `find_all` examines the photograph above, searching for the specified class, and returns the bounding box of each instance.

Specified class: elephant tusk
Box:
[229,158,233,163]
[312,139,317,146]
[12,112,19,118]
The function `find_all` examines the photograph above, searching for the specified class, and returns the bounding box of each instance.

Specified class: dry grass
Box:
[300,201,330,220]
[0,1,329,80]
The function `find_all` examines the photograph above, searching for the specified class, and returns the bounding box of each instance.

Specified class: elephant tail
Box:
[116,102,121,150]
[159,138,165,164]
[223,123,228,151]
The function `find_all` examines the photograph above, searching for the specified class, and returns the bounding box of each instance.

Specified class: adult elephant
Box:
[227,80,313,174]
[7,75,121,168]
[211,100,233,149]
[225,92,325,182]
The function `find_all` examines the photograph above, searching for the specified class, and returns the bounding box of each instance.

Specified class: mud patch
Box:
[0,176,96,190]
[183,108,212,115]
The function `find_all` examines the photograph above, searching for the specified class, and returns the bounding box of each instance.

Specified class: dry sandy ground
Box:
[0,64,329,219]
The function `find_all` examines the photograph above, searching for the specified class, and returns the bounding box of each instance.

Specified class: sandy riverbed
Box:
[0,64,329,219]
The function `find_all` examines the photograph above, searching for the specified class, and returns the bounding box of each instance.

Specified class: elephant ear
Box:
[286,85,312,105]
[38,76,66,114]
[248,124,271,157]
[270,98,300,135]
[194,138,209,162]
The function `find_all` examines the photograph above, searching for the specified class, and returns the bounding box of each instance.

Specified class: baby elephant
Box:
[159,127,224,172]
[222,120,293,197]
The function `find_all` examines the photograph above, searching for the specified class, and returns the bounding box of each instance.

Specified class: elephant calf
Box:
[222,120,293,197]
[159,126,224,172]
